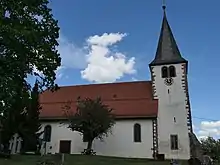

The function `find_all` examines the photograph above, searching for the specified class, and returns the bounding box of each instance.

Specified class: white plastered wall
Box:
[40,119,154,158]
[150,63,190,160]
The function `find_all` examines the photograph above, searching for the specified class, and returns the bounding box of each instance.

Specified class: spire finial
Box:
[162,0,166,10]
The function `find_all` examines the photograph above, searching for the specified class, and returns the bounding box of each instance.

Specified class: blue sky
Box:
[44,0,220,138]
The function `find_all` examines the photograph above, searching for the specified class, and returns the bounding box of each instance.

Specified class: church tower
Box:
[149,5,192,160]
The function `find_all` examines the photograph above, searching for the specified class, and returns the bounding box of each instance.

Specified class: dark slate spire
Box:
[150,5,187,66]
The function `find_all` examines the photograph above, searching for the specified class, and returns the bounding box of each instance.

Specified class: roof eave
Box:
[149,59,188,67]
[39,115,157,122]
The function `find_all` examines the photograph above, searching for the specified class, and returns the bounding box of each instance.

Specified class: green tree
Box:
[0,81,43,153]
[0,0,60,152]
[0,0,61,115]
[201,136,220,162]
[21,81,42,152]
[0,80,29,152]
[64,97,115,155]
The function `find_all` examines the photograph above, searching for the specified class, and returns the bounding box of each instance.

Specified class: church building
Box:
[39,6,195,160]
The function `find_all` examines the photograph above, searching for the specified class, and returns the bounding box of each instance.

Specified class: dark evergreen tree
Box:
[21,81,42,152]
[0,79,29,153]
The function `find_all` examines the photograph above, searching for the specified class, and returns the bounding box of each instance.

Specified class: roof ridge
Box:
[56,80,152,89]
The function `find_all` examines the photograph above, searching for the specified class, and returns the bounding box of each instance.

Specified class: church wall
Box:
[40,119,154,158]
[150,63,190,160]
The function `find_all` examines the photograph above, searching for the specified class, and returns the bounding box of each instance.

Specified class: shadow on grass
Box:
[0,154,190,165]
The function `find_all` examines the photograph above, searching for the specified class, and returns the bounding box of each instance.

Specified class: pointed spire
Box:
[149,4,187,66]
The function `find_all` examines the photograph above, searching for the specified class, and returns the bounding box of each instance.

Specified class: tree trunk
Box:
[0,131,2,151]
[86,139,94,155]
[87,140,93,150]
[0,121,2,151]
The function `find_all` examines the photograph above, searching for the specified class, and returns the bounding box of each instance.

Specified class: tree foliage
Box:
[64,97,115,155]
[0,0,61,114]
[0,80,29,152]
[0,0,60,152]
[21,82,42,152]
[200,136,220,162]
[0,81,43,153]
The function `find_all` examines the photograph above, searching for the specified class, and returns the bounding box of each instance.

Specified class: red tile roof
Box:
[39,81,158,119]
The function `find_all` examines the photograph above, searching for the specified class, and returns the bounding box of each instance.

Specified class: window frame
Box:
[169,65,176,77]
[170,134,178,150]
[161,66,169,78]
[161,65,177,78]
[134,123,141,143]
[44,125,52,142]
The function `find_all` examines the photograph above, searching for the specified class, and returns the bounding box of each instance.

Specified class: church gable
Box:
[39,81,158,119]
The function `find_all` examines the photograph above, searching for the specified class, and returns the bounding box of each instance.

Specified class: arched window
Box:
[161,66,168,78]
[44,125,52,142]
[169,66,176,77]
[134,123,141,142]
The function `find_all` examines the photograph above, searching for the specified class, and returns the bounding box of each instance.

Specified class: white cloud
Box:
[55,66,65,79]
[201,121,220,128]
[195,120,220,140]
[37,32,136,82]
[33,34,87,80]
[131,77,138,81]
[32,65,65,80]
[57,34,87,69]
[192,124,197,131]
[87,33,127,47]
[81,33,136,83]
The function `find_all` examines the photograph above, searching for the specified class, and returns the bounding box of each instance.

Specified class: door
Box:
[59,140,71,154]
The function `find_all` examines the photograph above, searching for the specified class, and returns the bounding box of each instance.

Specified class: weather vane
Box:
[162,0,166,10]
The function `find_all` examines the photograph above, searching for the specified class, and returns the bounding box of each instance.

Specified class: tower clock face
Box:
[164,77,174,86]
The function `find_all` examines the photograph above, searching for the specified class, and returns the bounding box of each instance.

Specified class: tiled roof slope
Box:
[39,81,158,119]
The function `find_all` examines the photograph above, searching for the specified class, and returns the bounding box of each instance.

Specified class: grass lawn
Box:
[0,154,190,165]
